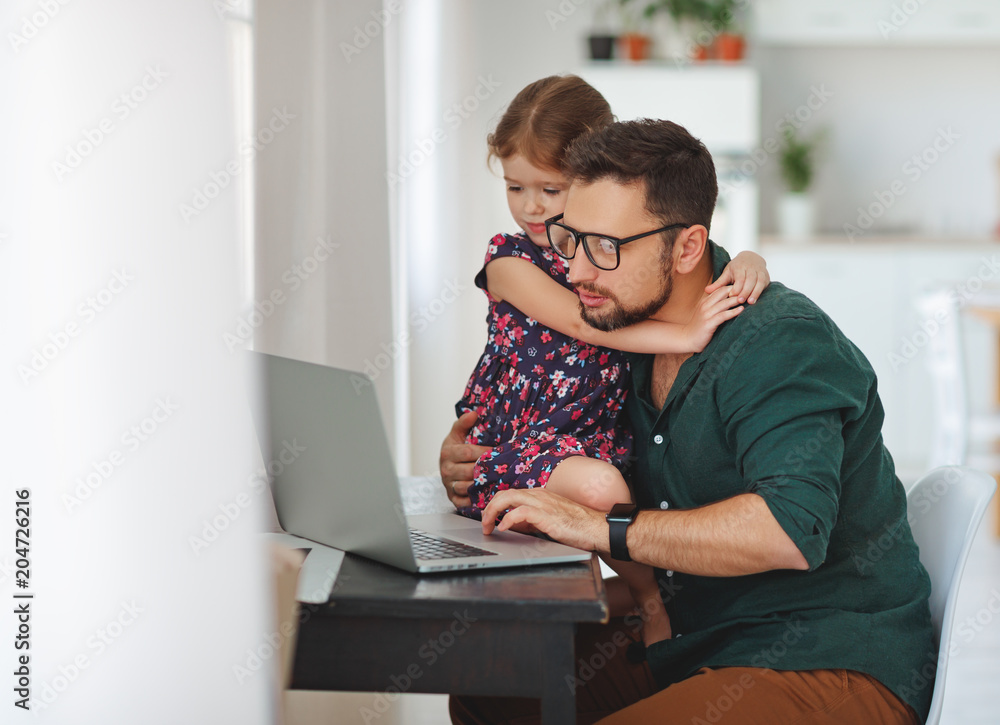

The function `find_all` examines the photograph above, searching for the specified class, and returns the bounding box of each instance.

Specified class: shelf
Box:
[752,0,1000,45]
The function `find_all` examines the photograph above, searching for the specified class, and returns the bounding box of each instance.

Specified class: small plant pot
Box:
[777,193,816,242]
[715,33,745,62]
[619,33,651,62]
[588,34,616,60]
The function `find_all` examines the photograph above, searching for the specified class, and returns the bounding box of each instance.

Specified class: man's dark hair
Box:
[563,119,718,233]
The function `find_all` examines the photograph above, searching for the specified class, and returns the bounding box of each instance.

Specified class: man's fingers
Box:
[481,489,525,533]
[460,442,492,461]
[449,410,479,440]
[495,506,534,533]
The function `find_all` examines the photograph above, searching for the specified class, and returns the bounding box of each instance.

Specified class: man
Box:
[441,119,934,724]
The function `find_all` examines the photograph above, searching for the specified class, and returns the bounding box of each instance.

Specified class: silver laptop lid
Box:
[249,351,417,571]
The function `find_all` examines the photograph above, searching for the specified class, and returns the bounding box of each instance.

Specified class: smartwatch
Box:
[606,503,639,562]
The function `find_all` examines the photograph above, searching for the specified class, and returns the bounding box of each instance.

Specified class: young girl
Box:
[454,75,768,645]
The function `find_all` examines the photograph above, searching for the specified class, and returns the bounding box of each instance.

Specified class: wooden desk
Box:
[290,551,609,725]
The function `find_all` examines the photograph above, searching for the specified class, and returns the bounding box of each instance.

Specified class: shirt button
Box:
[666,570,674,577]
[653,435,664,445]
[659,501,670,510]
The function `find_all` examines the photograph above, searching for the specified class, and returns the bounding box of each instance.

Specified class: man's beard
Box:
[577,259,674,333]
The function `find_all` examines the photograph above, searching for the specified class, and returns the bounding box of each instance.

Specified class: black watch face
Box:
[608,503,637,520]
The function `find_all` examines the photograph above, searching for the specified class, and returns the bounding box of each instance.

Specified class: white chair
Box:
[905,466,996,725]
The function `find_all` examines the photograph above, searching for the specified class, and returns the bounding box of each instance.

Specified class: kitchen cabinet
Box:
[761,237,999,480]
[752,0,1000,45]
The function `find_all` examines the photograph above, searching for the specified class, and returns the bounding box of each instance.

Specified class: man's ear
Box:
[673,225,709,275]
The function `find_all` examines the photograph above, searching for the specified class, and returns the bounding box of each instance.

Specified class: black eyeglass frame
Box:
[544,213,691,271]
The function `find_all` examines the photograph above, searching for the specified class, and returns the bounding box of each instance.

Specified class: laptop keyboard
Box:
[408,529,497,560]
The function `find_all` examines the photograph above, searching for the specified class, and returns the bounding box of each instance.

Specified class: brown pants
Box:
[449,618,919,725]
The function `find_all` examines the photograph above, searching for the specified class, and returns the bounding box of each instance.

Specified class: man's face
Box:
[563,178,675,331]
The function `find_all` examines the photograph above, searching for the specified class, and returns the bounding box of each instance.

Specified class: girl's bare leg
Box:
[547,456,671,646]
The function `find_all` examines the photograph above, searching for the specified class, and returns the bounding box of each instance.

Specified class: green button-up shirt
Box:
[625,243,935,720]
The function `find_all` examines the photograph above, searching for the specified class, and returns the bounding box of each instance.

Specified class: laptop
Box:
[248,351,592,573]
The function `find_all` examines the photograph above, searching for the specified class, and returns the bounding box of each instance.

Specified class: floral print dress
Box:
[455,233,633,516]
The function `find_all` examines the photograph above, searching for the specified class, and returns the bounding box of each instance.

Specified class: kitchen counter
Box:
[760,234,999,249]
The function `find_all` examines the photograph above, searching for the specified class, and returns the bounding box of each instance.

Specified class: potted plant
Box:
[708,0,745,61]
[616,0,653,61]
[777,126,822,241]
[587,0,618,60]
[625,0,714,61]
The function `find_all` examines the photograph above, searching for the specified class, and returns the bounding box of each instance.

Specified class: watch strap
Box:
[608,516,633,562]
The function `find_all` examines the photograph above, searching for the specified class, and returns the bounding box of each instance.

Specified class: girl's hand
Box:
[705,251,770,305]
[682,286,744,353]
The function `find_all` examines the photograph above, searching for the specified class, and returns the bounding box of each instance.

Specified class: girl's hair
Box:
[487,75,613,172]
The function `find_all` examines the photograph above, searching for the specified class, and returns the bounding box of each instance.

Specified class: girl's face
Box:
[500,154,569,248]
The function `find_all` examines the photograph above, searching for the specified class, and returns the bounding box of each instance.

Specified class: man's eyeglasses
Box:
[544,214,690,271]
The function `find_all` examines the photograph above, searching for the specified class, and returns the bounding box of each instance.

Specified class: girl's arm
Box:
[705,250,770,304]
[485,257,742,354]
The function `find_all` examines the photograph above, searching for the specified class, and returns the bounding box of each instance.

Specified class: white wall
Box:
[254,0,395,445]
[1,1,273,722]
[751,45,1000,236]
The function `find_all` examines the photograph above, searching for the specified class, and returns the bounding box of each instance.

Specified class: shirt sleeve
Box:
[473,233,538,292]
[716,315,873,570]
